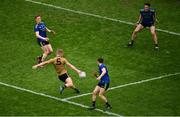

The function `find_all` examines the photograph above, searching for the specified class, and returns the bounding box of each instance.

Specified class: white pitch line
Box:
[25,0,180,36]
[0,81,122,116]
[63,72,180,100]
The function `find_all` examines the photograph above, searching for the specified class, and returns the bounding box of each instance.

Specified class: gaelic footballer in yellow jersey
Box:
[32,49,85,94]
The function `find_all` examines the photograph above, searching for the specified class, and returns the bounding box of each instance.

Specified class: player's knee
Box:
[49,49,53,54]
[44,51,48,55]
[99,93,104,97]
[93,91,97,96]
[133,30,138,34]
[47,50,52,55]
[151,31,156,35]
[67,82,73,87]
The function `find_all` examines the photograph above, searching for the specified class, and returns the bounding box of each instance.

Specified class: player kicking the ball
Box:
[89,58,112,110]
[32,49,85,94]
[34,15,56,63]
[127,3,159,50]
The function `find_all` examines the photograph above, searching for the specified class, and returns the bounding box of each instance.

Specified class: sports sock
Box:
[130,40,134,45]
[155,44,159,47]
[106,102,111,106]
[92,101,96,107]
[73,88,80,93]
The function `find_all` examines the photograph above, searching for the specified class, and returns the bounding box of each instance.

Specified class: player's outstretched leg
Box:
[128,24,144,47]
[150,26,159,50]
[46,44,53,54]
[89,86,100,110]
[60,77,80,94]
[36,49,48,64]
[40,46,49,62]
[99,88,112,110]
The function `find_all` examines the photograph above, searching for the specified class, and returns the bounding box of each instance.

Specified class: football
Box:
[79,71,86,78]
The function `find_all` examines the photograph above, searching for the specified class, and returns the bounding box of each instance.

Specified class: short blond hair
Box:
[56,49,64,57]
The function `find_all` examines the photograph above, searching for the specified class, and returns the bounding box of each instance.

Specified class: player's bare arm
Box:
[32,59,53,69]
[136,14,142,24]
[154,12,158,24]
[35,31,49,41]
[46,27,56,35]
[65,59,81,74]
[93,71,99,78]
[97,68,106,80]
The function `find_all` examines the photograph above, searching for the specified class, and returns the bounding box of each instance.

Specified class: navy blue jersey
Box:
[140,8,155,24]
[34,22,47,40]
[98,64,110,83]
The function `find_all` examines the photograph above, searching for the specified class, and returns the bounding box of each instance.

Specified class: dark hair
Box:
[144,3,151,7]
[97,58,104,63]
[35,15,41,19]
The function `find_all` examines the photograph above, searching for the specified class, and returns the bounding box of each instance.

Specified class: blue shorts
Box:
[97,81,110,91]
[140,22,154,27]
[37,39,50,47]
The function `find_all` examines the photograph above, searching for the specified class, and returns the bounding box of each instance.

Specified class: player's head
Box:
[97,58,104,64]
[56,49,64,57]
[144,3,151,11]
[35,15,41,24]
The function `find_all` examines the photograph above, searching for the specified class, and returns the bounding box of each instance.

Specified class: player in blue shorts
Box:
[34,15,56,63]
[128,3,159,50]
[89,58,112,110]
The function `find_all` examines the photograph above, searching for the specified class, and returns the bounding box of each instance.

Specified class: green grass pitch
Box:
[0,0,180,116]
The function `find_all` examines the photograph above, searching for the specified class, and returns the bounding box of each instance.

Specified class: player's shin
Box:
[41,53,48,61]
[92,93,97,106]
[71,85,80,94]
[60,84,66,94]
[99,94,108,102]
[152,34,159,50]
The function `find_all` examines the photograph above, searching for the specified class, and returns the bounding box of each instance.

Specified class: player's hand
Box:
[32,65,38,69]
[96,76,101,80]
[51,30,56,35]
[93,71,98,78]
[45,37,49,41]
[156,19,159,23]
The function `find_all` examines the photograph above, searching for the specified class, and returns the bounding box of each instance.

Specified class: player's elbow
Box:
[70,65,75,70]
[35,35,38,38]
[36,34,41,39]
[102,70,106,75]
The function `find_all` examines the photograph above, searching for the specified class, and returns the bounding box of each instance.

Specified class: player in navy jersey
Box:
[128,3,159,50]
[89,58,112,110]
[34,15,56,63]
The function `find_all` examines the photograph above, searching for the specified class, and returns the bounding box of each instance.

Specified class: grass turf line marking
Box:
[63,72,180,100]
[25,0,180,36]
[0,81,122,116]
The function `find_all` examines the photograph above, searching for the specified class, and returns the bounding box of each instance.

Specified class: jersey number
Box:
[56,58,62,65]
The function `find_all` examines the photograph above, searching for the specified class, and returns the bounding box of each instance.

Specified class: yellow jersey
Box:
[47,57,68,76]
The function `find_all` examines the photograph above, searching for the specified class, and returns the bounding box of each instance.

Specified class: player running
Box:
[32,49,85,94]
[127,3,159,50]
[34,15,56,63]
[89,58,112,110]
